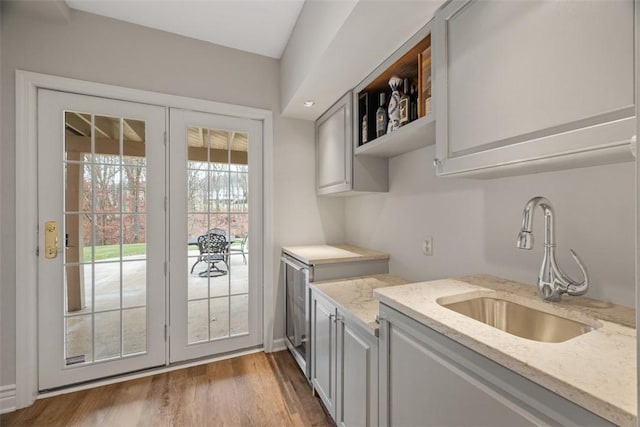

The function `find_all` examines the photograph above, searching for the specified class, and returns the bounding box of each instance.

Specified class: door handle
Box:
[44,220,59,259]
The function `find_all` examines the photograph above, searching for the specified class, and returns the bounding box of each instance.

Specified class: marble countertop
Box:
[281,244,389,265]
[374,275,637,426]
[311,274,410,335]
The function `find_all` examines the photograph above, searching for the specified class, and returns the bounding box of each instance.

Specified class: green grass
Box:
[83,243,147,262]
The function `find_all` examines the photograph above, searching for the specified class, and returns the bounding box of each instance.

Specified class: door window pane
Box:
[63,112,149,365]
[230,294,248,336]
[123,260,146,308]
[188,299,209,344]
[94,262,121,312]
[186,127,249,344]
[95,311,121,360]
[123,307,146,355]
[209,296,230,339]
[65,315,93,365]
[122,166,146,213]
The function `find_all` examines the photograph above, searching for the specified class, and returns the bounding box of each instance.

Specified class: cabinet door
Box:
[336,318,378,427]
[379,305,615,427]
[434,0,635,177]
[311,292,337,417]
[316,92,353,195]
[384,324,535,427]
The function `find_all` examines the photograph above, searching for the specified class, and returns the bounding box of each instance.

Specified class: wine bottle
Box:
[375,92,387,138]
[424,76,432,115]
[399,78,410,127]
[410,83,418,121]
[361,114,368,144]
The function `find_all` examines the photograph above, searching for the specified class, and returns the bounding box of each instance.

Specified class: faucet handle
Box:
[566,249,589,296]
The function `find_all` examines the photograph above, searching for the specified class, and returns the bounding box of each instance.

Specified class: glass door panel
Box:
[63,112,149,365]
[169,108,262,362]
[185,126,248,343]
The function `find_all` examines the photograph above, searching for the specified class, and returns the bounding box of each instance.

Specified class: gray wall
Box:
[0,2,344,387]
[345,144,635,306]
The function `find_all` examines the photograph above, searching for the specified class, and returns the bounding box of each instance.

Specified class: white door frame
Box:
[15,70,275,409]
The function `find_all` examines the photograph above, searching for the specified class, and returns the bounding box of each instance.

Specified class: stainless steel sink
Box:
[439,296,595,343]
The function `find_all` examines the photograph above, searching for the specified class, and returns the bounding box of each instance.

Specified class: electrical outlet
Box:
[422,236,433,256]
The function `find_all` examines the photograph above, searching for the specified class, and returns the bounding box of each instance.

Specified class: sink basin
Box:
[439,296,595,343]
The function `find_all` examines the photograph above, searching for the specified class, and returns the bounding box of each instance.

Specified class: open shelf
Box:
[356,31,432,148]
[354,114,435,158]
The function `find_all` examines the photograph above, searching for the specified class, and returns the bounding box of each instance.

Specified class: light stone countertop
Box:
[311,274,410,335]
[281,244,389,265]
[374,274,637,427]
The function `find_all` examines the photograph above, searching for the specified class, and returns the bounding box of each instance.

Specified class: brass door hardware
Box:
[44,221,59,259]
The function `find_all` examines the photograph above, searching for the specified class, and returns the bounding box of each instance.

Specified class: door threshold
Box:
[38,346,264,399]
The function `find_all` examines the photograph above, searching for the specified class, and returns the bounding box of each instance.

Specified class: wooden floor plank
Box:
[0,351,333,427]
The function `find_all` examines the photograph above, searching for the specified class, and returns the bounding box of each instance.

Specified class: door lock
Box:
[44,220,59,259]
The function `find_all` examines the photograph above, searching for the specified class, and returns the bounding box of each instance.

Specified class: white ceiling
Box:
[65,0,305,59]
[64,0,444,120]
[281,0,445,119]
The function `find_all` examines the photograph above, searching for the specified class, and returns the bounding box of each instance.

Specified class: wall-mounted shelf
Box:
[355,114,435,158]
[352,21,434,163]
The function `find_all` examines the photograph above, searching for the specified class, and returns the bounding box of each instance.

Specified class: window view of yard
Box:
[83,239,245,262]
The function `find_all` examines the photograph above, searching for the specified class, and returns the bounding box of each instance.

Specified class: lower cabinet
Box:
[378,304,615,427]
[311,289,378,426]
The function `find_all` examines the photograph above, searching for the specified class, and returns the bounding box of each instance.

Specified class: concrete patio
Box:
[64,251,249,364]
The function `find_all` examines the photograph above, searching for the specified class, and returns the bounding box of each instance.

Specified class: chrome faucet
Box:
[516,196,588,301]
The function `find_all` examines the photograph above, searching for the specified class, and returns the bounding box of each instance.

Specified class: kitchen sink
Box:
[439,296,595,343]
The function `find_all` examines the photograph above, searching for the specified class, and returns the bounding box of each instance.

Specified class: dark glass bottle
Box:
[361,114,368,144]
[399,78,410,126]
[410,83,418,121]
[375,92,387,138]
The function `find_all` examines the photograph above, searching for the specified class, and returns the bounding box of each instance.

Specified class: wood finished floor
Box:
[1,351,334,427]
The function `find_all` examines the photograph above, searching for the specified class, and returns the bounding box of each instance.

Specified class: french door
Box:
[168,109,263,362]
[37,90,263,390]
[37,89,166,390]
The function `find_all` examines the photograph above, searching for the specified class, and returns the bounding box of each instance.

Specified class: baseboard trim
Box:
[8,345,292,413]
[39,347,264,400]
[0,385,17,414]
[270,338,287,352]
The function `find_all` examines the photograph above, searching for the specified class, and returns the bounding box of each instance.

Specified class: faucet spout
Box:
[516,196,554,250]
[516,196,589,301]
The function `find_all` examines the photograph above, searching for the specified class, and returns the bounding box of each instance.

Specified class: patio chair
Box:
[190,232,229,277]
[207,227,226,236]
[230,232,248,264]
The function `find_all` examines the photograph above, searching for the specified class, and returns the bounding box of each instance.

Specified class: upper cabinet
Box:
[433,0,636,178]
[316,92,388,196]
[353,22,436,158]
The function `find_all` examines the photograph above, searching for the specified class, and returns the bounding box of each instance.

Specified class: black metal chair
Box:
[229,232,248,264]
[207,227,226,237]
[190,232,229,277]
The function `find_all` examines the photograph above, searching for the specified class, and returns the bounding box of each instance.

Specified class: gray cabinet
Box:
[378,304,615,427]
[310,289,379,426]
[311,290,337,414]
[433,0,636,178]
[335,313,378,427]
[316,92,388,196]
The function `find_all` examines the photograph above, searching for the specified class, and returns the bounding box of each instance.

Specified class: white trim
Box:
[269,338,287,352]
[15,70,275,409]
[263,116,275,353]
[38,347,263,400]
[15,71,39,410]
[0,385,17,414]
